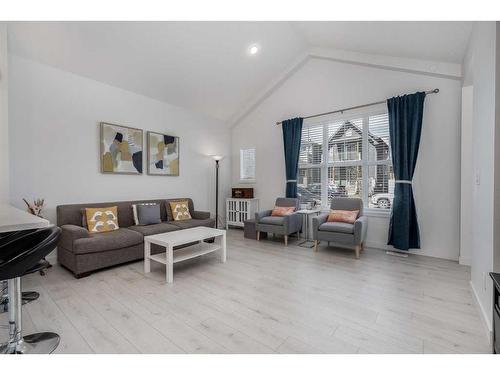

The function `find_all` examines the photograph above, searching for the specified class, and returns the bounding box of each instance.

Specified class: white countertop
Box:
[0,204,50,233]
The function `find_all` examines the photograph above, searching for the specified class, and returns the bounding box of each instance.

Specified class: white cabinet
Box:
[226,198,259,229]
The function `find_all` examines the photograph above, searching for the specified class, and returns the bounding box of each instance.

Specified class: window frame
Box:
[239,147,256,183]
[299,108,392,215]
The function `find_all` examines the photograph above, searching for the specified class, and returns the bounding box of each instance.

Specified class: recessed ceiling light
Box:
[248,44,259,55]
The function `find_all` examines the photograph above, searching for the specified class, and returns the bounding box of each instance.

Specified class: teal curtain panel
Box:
[281,117,303,198]
[387,92,426,250]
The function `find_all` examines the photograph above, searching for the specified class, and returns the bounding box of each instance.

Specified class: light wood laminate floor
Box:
[0,229,491,353]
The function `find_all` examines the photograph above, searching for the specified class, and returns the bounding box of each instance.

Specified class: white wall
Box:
[8,55,231,224]
[0,23,9,203]
[496,22,500,274]
[231,56,462,260]
[462,22,497,336]
[460,86,473,266]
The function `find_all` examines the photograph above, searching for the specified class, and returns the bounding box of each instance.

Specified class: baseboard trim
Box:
[386,250,409,258]
[365,241,390,251]
[469,280,493,344]
[459,256,472,266]
[365,241,458,261]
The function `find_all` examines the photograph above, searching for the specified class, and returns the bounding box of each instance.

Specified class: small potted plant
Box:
[23,198,45,218]
[22,198,51,274]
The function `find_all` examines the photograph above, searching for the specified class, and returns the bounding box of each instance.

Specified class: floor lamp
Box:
[212,155,223,229]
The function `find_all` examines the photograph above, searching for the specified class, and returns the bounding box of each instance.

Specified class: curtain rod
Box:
[275,88,439,126]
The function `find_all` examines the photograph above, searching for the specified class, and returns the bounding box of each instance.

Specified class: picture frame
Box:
[147,131,180,176]
[100,122,143,175]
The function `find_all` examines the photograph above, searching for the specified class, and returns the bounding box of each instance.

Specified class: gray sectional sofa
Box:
[56,198,214,278]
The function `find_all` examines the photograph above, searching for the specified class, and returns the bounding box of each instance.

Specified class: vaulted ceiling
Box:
[7,21,473,123]
[293,21,472,63]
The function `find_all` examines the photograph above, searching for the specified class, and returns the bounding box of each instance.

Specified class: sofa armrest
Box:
[312,214,329,231]
[281,212,302,234]
[354,216,368,245]
[192,210,210,220]
[312,214,329,240]
[255,210,272,224]
[59,224,89,251]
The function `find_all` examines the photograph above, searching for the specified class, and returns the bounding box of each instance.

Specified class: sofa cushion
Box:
[319,222,354,234]
[132,202,160,225]
[128,222,179,236]
[271,206,295,217]
[136,204,162,225]
[165,198,195,221]
[169,200,192,221]
[73,228,143,254]
[57,199,169,228]
[85,206,119,233]
[171,218,215,229]
[259,216,285,225]
[327,209,359,224]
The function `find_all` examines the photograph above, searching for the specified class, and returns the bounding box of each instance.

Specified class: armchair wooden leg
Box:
[355,245,361,259]
[361,243,365,252]
[284,235,288,246]
[256,231,260,241]
[313,240,318,252]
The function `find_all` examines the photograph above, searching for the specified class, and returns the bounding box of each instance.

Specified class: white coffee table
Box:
[144,226,226,283]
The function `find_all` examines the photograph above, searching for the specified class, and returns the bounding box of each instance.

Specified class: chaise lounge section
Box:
[56,198,214,278]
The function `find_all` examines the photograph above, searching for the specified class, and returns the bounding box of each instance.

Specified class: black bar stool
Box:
[0,226,61,354]
[1,229,40,313]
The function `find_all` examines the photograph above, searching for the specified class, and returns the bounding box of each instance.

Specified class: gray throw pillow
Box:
[132,202,157,225]
[136,204,161,226]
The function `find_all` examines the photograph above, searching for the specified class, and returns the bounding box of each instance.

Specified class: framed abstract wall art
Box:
[147,131,179,176]
[100,122,143,174]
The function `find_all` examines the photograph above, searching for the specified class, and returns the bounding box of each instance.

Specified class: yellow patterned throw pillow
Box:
[169,201,192,221]
[85,206,119,233]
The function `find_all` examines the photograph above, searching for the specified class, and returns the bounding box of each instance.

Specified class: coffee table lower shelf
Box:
[148,243,221,265]
[144,227,226,283]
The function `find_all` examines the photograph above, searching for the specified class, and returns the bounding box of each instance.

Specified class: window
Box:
[297,110,394,211]
[298,125,323,203]
[240,148,256,182]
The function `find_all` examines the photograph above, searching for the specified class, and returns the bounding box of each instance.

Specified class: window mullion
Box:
[366,160,392,167]
[322,123,328,208]
[328,161,363,167]
[362,117,369,208]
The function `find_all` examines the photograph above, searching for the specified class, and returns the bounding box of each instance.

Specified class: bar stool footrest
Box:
[0,332,60,354]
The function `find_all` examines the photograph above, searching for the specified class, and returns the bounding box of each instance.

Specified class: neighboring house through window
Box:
[298,109,394,211]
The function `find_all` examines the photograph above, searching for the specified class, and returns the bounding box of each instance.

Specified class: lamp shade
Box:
[212,155,223,161]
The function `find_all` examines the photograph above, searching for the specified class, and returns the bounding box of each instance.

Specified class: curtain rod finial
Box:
[433,88,439,93]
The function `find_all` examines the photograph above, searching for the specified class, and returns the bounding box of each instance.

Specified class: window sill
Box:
[239,180,256,184]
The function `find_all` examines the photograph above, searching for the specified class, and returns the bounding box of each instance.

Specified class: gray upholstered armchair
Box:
[255,197,302,246]
[312,198,368,259]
